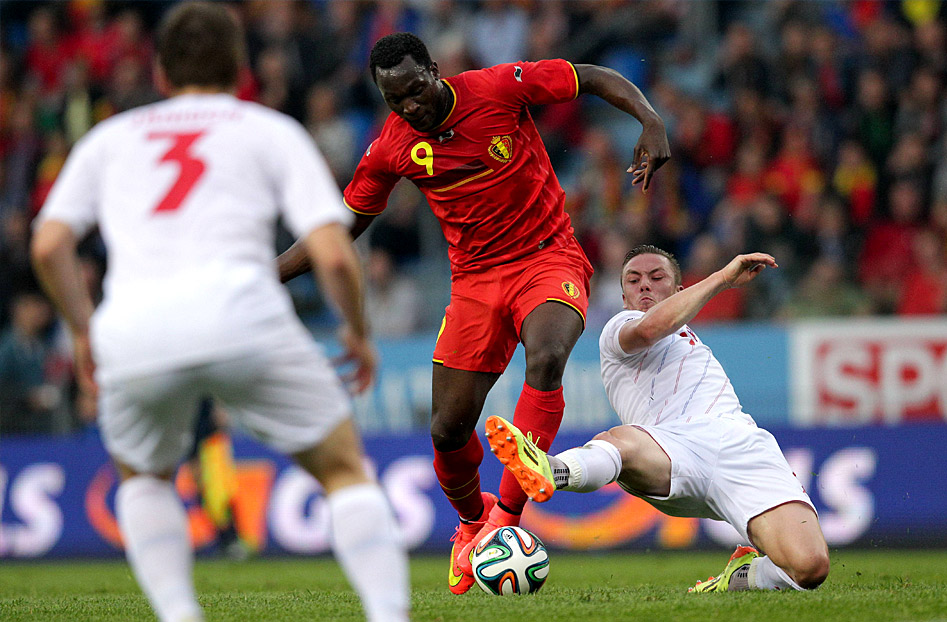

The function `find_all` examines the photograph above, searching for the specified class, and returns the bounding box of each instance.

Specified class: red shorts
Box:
[432,237,593,373]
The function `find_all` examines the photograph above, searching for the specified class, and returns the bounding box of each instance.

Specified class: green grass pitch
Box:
[2,550,945,621]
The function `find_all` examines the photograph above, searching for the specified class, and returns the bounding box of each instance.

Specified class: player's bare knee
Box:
[777,544,829,590]
[430,421,473,452]
[793,550,830,589]
[524,343,569,388]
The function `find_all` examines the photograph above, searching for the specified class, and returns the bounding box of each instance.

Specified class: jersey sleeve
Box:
[271,117,354,238]
[34,128,104,237]
[343,137,400,216]
[487,59,580,108]
[599,310,646,358]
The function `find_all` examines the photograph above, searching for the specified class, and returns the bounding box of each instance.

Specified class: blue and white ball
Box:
[470,526,549,595]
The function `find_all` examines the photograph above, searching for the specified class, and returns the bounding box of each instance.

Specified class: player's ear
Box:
[677,284,685,292]
[430,61,440,80]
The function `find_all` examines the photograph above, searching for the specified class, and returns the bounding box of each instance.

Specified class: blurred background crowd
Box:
[1,0,946,435]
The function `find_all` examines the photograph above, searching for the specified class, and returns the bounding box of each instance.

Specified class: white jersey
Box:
[599,310,751,427]
[36,93,353,383]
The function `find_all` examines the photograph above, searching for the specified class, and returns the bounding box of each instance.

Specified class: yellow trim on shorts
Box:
[567,61,580,100]
[343,197,382,216]
[546,297,586,327]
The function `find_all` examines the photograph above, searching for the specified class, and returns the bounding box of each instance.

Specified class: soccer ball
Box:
[470,526,549,595]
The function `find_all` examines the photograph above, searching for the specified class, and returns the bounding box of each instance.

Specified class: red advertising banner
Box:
[790,318,947,426]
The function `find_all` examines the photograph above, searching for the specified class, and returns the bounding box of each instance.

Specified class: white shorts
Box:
[619,416,814,542]
[98,336,352,474]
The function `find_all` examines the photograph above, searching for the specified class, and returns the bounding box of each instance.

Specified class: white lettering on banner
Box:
[268,466,332,553]
[0,464,65,557]
[790,318,947,426]
[380,456,437,548]
[703,447,876,547]
[269,457,436,553]
[817,448,877,545]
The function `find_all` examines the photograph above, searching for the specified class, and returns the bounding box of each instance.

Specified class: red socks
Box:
[432,432,485,521]
[498,382,564,513]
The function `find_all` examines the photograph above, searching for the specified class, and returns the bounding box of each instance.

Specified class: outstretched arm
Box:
[574,64,671,192]
[619,253,777,353]
[278,213,376,283]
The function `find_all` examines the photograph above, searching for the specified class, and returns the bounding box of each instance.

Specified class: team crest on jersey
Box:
[561,282,580,299]
[489,135,513,163]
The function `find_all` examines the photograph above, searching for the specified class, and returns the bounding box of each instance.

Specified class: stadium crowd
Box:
[1,0,946,434]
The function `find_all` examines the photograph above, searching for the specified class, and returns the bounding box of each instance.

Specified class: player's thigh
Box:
[210,340,352,458]
[432,273,518,375]
[599,425,672,497]
[747,501,829,568]
[98,369,205,475]
[293,418,370,495]
[711,419,815,543]
[511,241,593,345]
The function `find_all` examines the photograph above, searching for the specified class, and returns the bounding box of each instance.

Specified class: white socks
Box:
[748,555,804,591]
[554,439,623,492]
[116,476,203,622]
[328,482,410,622]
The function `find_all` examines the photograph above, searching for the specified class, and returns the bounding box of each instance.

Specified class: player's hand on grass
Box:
[628,118,671,193]
[719,253,778,289]
[334,325,377,394]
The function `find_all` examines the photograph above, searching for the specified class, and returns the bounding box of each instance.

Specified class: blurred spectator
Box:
[809,26,847,112]
[895,66,944,146]
[897,229,947,316]
[859,179,926,312]
[777,257,873,319]
[586,228,630,330]
[741,194,815,313]
[832,139,878,228]
[724,141,767,209]
[364,248,422,337]
[468,0,529,67]
[848,67,896,168]
[0,292,61,434]
[306,82,358,185]
[0,211,37,324]
[2,101,42,212]
[713,22,768,98]
[24,6,67,95]
[812,193,859,265]
[681,233,745,323]
[763,123,824,217]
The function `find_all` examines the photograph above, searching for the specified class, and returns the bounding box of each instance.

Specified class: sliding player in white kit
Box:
[487,245,830,592]
[30,4,409,621]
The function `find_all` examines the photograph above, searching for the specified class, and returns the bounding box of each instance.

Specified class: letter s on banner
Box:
[817,447,877,545]
[381,456,437,549]
[0,464,65,557]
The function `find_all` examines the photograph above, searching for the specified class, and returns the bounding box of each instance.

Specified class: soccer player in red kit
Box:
[279,32,670,594]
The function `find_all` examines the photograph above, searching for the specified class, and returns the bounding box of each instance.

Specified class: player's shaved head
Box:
[622,245,682,286]
[370,32,433,82]
[157,2,243,90]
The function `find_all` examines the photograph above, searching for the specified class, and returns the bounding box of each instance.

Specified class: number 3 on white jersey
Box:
[147,131,207,214]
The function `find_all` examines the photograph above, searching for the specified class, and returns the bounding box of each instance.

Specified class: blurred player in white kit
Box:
[30,3,409,621]
[488,245,830,593]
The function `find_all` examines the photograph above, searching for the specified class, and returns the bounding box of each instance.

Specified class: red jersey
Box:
[344,59,580,272]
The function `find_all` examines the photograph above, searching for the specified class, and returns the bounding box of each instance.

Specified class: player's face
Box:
[375,56,445,133]
[621,254,682,311]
